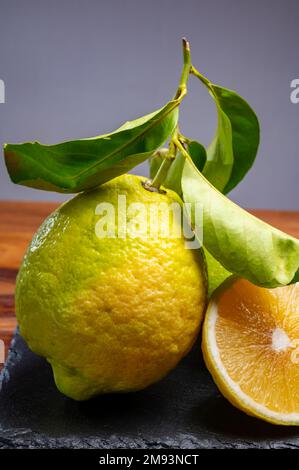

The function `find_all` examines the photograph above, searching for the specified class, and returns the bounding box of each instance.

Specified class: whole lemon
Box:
[16,174,207,400]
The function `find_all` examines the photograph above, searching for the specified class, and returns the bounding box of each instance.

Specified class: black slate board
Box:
[0,330,299,449]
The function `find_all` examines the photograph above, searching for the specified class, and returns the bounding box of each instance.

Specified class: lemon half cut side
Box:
[202,277,299,425]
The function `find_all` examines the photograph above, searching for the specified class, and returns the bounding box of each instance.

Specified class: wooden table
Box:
[1,202,298,371]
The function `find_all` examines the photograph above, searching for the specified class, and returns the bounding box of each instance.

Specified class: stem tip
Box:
[182,37,190,51]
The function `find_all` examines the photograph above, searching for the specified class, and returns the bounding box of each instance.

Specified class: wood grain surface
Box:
[0,201,298,370]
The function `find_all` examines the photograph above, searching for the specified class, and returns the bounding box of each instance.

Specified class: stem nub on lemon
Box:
[16,174,207,400]
[202,277,299,425]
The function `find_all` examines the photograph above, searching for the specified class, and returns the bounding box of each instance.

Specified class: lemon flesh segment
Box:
[16,174,207,400]
[202,277,299,425]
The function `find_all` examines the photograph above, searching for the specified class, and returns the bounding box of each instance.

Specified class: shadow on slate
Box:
[0,329,299,449]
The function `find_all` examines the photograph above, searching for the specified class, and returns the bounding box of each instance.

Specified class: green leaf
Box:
[203,247,231,298]
[203,99,234,191]
[187,140,207,172]
[291,270,299,284]
[149,152,163,180]
[182,158,299,288]
[194,71,260,193]
[163,153,185,195]
[4,100,180,193]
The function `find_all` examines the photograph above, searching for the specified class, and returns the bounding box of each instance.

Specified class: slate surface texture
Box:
[1,331,299,449]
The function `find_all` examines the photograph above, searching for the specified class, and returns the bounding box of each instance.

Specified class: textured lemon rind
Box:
[16,174,207,400]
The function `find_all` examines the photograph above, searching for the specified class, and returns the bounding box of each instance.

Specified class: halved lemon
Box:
[202,277,299,425]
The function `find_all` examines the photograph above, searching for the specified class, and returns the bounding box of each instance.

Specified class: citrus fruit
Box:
[16,174,207,400]
[202,277,299,425]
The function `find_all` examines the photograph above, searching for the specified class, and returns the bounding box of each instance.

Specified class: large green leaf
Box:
[182,158,299,288]
[4,100,180,193]
[193,70,260,193]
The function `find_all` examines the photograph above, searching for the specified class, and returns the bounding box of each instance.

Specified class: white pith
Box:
[271,327,291,352]
[207,300,299,424]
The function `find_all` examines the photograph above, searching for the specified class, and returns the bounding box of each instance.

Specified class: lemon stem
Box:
[174,37,192,101]
[149,156,173,191]
[172,135,191,160]
[144,38,191,193]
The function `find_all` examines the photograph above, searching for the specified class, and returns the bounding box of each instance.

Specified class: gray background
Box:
[0,0,298,208]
